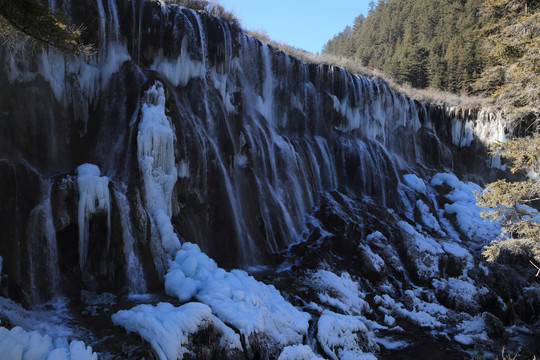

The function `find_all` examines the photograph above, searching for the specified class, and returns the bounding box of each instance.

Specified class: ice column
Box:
[137,82,181,255]
[77,163,111,270]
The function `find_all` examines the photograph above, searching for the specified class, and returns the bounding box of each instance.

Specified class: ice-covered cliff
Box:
[0,1,537,359]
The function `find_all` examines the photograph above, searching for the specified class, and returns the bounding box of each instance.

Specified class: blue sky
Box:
[218,0,371,54]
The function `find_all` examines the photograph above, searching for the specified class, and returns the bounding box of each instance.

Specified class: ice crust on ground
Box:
[317,310,377,360]
[432,277,487,311]
[374,293,446,329]
[0,326,97,360]
[164,242,311,347]
[431,173,500,241]
[311,270,369,316]
[416,199,444,235]
[454,315,489,345]
[111,302,213,360]
[398,221,443,280]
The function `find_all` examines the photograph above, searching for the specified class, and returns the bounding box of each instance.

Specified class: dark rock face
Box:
[0,0,537,358]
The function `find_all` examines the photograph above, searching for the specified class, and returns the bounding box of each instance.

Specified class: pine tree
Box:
[474,0,540,126]
[0,0,91,55]
[477,134,540,271]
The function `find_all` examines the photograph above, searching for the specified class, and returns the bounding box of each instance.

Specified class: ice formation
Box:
[403,173,427,194]
[311,270,369,316]
[164,242,311,347]
[137,82,180,255]
[77,163,110,270]
[431,173,500,241]
[112,302,212,360]
[317,311,377,360]
[152,37,205,87]
[416,199,444,234]
[0,326,97,360]
[0,0,535,358]
[277,345,323,360]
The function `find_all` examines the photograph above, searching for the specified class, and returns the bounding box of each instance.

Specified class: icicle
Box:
[114,188,147,294]
[25,179,62,303]
[107,0,121,43]
[256,43,274,124]
[77,163,111,270]
[137,82,180,255]
[95,0,107,62]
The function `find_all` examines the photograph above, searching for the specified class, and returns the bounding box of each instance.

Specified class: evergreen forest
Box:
[323,0,539,126]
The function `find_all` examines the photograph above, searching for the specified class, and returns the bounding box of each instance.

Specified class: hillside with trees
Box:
[323,0,539,125]
[323,0,486,92]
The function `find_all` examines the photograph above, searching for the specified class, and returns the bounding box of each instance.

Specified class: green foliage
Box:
[322,0,539,129]
[322,0,486,93]
[0,0,91,55]
[477,134,540,265]
[473,0,540,125]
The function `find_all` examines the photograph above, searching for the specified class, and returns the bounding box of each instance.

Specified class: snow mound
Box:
[454,315,489,345]
[311,270,369,316]
[111,302,212,360]
[278,345,323,360]
[403,174,427,194]
[398,221,443,280]
[165,242,310,347]
[416,200,444,234]
[317,311,377,360]
[431,173,499,241]
[0,326,97,360]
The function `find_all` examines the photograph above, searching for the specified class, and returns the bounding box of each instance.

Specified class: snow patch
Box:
[317,311,378,360]
[0,326,97,360]
[311,270,369,316]
[454,315,489,345]
[398,221,443,280]
[403,174,426,194]
[432,277,484,311]
[165,242,310,347]
[432,173,500,241]
[278,345,323,360]
[112,302,212,360]
[374,293,445,329]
